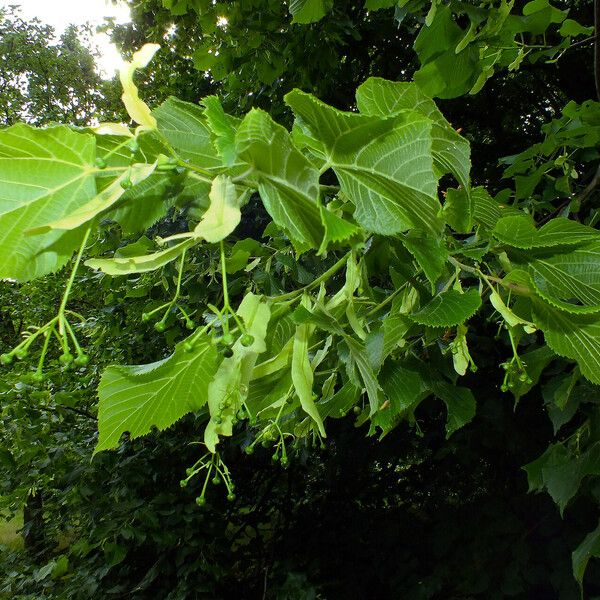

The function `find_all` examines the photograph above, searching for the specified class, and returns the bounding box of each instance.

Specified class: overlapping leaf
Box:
[285,90,443,237]
[494,216,600,249]
[0,124,97,281]
[410,289,482,327]
[236,108,323,248]
[96,332,219,453]
[356,77,471,192]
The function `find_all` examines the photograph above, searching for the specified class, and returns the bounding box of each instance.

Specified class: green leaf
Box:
[559,18,594,37]
[523,442,600,514]
[413,6,481,99]
[153,96,222,169]
[494,216,600,249]
[443,187,474,233]
[318,204,362,255]
[401,230,448,289]
[29,163,157,234]
[201,95,240,166]
[356,77,471,192]
[292,320,326,436]
[532,301,600,384]
[285,90,443,237]
[522,244,600,314]
[451,323,473,376]
[236,109,324,249]
[0,124,97,281]
[119,44,160,129]
[370,361,430,436]
[205,293,271,451]
[96,332,219,453]
[472,186,519,229]
[573,520,600,585]
[85,238,195,276]
[194,175,242,242]
[431,380,476,438]
[289,0,332,24]
[410,289,481,327]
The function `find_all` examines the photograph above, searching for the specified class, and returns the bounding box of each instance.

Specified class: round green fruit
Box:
[154,321,166,333]
[31,372,45,383]
[0,353,13,365]
[59,352,74,365]
[74,354,89,367]
[241,334,254,347]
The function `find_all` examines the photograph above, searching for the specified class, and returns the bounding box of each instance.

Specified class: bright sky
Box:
[12,0,131,78]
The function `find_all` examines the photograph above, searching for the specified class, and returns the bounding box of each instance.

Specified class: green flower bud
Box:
[241,334,254,347]
[74,354,89,367]
[59,352,73,365]
[154,321,166,333]
[226,492,236,502]
[0,353,13,365]
[196,496,206,507]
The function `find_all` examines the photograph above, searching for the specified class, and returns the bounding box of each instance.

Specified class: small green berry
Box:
[227,492,236,502]
[222,333,233,346]
[186,320,195,330]
[180,479,188,488]
[241,334,254,347]
[120,178,133,190]
[245,445,254,455]
[141,312,151,323]
[31,372,44,383]
[281,457,289,468]
[196,496,206,507]
[183,342,195,353]
[59,352,73,365]
[186,468,194,476]
[211,476,221,485]
[272,453,280,463]
[353,406,362,415]
[0,353,13,365]
[74,354,89,367]
[154,321,166,333]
